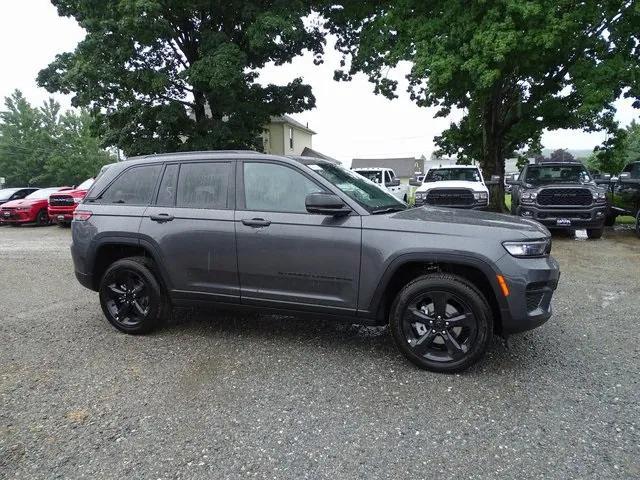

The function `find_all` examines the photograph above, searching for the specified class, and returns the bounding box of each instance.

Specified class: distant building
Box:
[263,115,315,156]
[351,157,426,184]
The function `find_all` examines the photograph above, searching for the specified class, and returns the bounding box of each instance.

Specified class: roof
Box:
[269,114,316,135]
[528,161,585,167]
[351,157,425,178]
[427,165,479,169]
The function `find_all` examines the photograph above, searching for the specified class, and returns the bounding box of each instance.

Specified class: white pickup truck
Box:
[411,165,491,209]
[352,167,409,202]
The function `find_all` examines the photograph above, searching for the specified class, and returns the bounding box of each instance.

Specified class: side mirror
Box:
[506,178,521,186]
[619,172,640,184]
[409,179,422,187]
[305,193,351,216]
[387,178,401,187]
[619,172,631,180]
[594,174,612,185]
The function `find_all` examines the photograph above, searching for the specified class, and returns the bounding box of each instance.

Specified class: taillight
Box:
[73,210,92,221]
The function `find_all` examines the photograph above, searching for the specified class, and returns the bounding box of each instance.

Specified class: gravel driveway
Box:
[1,225,639,479]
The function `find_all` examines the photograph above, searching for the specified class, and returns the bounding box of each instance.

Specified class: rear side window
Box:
[99,165,161,205]
[176,162,230,209]
[156,164,179,206]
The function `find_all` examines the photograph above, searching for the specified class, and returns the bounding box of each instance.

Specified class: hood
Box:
[417,180,487,192]
[523,182,602,192]
[0,198,44,209]
[363,206,550,240]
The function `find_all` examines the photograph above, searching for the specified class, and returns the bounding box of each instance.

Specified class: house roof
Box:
[351,157,425,178]
[270,114,316,135]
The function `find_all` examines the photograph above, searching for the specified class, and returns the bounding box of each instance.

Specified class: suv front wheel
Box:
[99,257,166,334]
[389,273,492,373]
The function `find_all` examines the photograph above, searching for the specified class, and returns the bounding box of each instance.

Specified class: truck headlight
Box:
[415,192,425,199]
[521,191,537,203]
[474,192,488,200]
[592,191,606,202]
[503,239,551,257]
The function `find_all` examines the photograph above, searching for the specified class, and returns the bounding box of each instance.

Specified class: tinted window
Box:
[156,164,179,206]
[524,165,591,185]
[99,165,161,205]
[177,162,230,209]
[425,168,481,182]
[244,162,322,213]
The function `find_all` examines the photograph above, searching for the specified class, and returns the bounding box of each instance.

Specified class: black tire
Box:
[389,273,492,373]
[99,256,167,334]
[36,209,50,226]
[604,215,616,227]
[57,221,71,228]
[586,227,604,239]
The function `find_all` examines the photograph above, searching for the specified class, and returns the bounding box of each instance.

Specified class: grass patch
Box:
[616,216,636,225]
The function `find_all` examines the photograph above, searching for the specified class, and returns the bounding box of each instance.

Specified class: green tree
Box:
[37,0,325,156]
[324,1,640,210]
[589,120,640,174]
[0,90,113,186]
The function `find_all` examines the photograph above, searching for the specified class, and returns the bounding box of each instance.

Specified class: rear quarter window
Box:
[96,165,162,205]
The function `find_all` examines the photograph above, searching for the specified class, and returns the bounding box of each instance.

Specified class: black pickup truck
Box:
[600,161,640,237]
[508,161,608,238]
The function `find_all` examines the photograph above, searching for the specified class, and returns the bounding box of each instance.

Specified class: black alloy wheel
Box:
[390,274,491,373]
[36,209,50,226]
[99,257,165,334]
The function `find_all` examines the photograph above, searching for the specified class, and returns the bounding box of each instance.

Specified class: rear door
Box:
[235,160,361,313]
[139,160,239,302]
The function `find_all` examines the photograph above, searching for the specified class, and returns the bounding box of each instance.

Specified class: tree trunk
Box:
[482,97,507,212]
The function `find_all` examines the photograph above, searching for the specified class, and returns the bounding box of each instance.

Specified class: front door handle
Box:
[150,213,174,223]
[242,218,271,227]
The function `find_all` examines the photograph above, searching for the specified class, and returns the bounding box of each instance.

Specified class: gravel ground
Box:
[1,224,639,479]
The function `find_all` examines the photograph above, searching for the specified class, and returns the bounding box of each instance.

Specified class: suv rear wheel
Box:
[99,257,166,334]
[389,273,492,373]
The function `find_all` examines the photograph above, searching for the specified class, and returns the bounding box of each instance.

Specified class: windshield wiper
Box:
[371,206,406,214]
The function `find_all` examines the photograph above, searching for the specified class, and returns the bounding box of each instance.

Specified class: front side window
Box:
[243,162,322,213]
[384,171,392,184]
[425,168,481,182]
[99,165,161,205]
[176,162,230,209]
[309,162,407,214]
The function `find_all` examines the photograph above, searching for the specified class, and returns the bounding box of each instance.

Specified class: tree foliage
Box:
[0,90,113,187]
[323,1,640,210]
[38,0,325,156]
[549,149,576,163]
[588,120,640,174]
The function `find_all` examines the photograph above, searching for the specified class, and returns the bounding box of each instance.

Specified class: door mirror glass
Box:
[305,193,351,216]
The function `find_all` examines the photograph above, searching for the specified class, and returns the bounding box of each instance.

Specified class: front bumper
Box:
[515,204,607,229]
[497,253,560,335]
[0,211,35,223]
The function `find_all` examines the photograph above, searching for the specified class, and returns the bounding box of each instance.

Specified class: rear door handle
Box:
[242,218,271,227]
[150,213,174,223]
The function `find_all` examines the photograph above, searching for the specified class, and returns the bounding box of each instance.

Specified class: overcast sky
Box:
[1,0,637,164]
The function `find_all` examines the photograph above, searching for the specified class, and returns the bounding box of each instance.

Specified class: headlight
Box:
[474,192,488,200]
[521,191,537,203]
[16,206,31,211]
[592,191,606,202]
[503,239,551,257]
[415,192,425,199]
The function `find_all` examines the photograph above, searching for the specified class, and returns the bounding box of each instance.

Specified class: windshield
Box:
[355,170,383,184]
[25,188,58,200]
[309,163,406,213]
[77,178,94,190]
[524,165,592,185]
[0,189,19,201]
[425,168,481,182]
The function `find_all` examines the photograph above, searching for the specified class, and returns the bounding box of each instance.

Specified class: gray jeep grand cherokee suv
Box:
[71,151,559,372]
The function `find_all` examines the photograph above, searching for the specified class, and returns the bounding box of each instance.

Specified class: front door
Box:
[235,160,361,313]
[139,160,239,302]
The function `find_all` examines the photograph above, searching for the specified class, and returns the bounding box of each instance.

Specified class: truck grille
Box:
[426,189,474,207]
[537,188,592,206]
[49,195,74,207]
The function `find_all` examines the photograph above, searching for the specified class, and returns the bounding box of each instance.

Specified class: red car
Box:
[0,187,69,226]
[48,178,95,227]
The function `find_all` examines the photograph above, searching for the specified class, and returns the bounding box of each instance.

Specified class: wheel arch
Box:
[367,252,507,334]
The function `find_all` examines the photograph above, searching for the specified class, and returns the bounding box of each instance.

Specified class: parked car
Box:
[352,167,409,202]
[48,178,95,227]
[508,162,607,238]
[70,151,559,373]
[411,165,490,209]
[600,161,640,236]
[0,187,69,226]
[0,188,40,224]
[504,172,519,193]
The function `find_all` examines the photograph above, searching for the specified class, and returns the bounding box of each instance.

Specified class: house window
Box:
[289,127,294,149]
